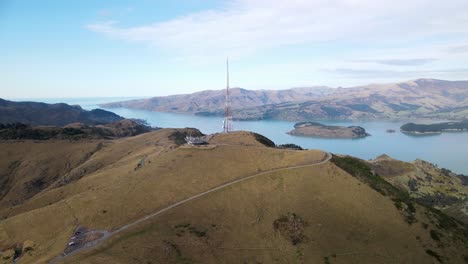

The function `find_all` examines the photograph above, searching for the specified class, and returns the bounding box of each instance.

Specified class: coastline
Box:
[400,128,468,135]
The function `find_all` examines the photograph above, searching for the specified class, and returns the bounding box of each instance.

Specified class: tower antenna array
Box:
[223,58,233,133]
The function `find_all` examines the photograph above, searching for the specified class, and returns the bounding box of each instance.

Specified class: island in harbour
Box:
[400,120,468,134]
[287,122,370,138]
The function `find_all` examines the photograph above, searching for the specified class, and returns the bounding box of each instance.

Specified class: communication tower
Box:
[223,58,233,133]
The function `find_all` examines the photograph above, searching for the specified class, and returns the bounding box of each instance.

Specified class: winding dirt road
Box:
[49,151,332,263]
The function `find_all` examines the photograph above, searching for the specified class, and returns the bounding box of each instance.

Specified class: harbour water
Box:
[22,97,468,175]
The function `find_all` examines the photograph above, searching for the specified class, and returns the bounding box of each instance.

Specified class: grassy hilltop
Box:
[0,129,467,263]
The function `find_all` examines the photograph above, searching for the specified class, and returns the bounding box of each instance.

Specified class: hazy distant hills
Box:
[101,79,468,121]
[0,98,123,126]
[101,86,334,115]
[234,79,468,121]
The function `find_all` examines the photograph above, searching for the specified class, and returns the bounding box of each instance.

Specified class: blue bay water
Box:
[22,97,468,175]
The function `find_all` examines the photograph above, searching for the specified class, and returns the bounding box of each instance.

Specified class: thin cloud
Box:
[85,0,468,82]
[323,68,468,78]
[98,9,112,17]
[355,58,438,66]
[445,45,468,54]
[86,0,468,58]
[87,21,119,35]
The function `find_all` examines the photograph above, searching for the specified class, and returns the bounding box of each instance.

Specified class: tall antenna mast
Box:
[227,57,229,91]
[223,58,233,133]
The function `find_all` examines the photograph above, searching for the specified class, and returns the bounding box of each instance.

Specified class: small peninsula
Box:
[288,122,370,138]
[400,120,468,134]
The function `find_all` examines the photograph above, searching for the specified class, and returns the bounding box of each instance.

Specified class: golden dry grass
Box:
[0,130,326,263]
[208,131,273,147]
[1,130,466,264]
[64,162,467,264]
[0,140,103,210]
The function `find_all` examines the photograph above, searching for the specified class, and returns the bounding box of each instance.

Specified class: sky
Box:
[1,0,468,98]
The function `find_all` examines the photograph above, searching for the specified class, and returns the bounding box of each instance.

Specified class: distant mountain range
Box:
[0,98,123,126]
[101,86,333,114]
[101,79,468,121]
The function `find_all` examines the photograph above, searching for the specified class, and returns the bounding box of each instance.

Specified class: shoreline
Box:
[401,128,468,135]
[287,131,369,139]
